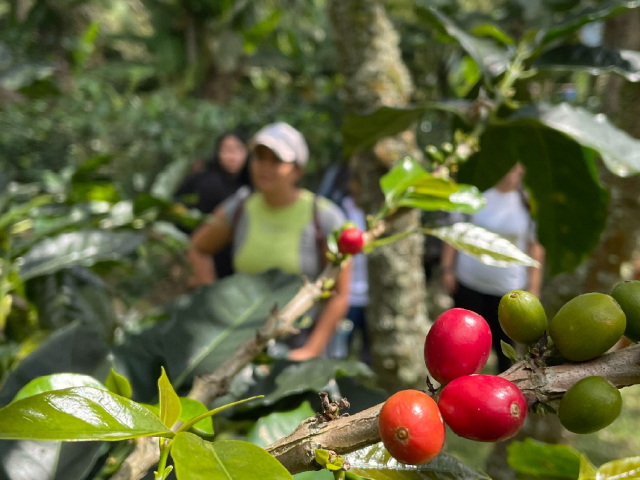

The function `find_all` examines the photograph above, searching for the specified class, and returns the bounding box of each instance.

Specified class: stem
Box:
[154,440,171,480]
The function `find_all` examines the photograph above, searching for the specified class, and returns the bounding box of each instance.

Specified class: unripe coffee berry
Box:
[438,375,527,442]
[337,227,364,255]
[424,308,492,385]
[378,390,445,465]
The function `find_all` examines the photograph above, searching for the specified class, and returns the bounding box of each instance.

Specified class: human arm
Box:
[289,262,352,361]
[188,208,232,287]
[527,240,545,298]
[441,241,458,295]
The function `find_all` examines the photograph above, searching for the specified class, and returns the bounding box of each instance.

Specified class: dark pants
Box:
[454,283,514,373]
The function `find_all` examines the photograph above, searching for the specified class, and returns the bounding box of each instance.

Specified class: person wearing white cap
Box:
[188,122,351,361]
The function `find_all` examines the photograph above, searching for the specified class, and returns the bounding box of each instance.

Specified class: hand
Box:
[442,270,457,295]
[288,345,321,362]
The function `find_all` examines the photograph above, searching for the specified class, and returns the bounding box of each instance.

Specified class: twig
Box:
[265,343,640,475]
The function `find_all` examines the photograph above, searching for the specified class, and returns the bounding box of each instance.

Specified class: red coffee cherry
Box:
[438,375,527,442]
[424,308,492,385]
[379,390,445,465]
[337,227,364,255]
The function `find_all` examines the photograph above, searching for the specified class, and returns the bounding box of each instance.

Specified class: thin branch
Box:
[266,344,640,475]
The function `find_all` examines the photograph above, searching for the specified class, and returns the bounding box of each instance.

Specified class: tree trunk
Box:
[542,10,640,315]
[329,0,429,391]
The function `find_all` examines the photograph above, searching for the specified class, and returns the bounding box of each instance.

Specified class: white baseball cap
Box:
[250,122,309,168]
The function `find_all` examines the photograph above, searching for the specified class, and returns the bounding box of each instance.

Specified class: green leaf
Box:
[595,456,640,480]
[19,230,145,281]
[380,158,432,208]
[158,367,182,429]
[536,0,640,47]
[247,401,315,448]
[449,55,481,98]
[578,455,598,480]
[507,439,581,479]
[365,231,416,253]
[12,373,105,403]
[114,271,303,398]
[342,102,470,157]
[423,223,540,267]
[470,24,515,46]
[379,158,485,214]
[534,45,640,82]
[501,341,518,363]
[172,432,294,480]
[419,7,511,79]
[511,102,640,177]
[458,122,609,275]
[105,368,132,399]
[0,387,173,441]
[344,442,490,479]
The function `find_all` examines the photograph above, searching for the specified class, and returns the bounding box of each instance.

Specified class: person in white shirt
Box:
[440,163,545,373]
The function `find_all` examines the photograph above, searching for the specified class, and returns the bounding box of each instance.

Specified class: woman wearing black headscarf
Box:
[175,131,250,279]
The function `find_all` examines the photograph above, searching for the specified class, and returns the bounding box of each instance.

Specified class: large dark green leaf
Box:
[424,223,540,267]
[12,373,105,403]
[534,45,640,82]
[342,102,470,157]
[536,0,640,47]
[28,267,115,335]
[19,230,144,281]
[458,123,608,275]
[419,7,511,79]
[344,443,490,480]
[510,103,640,177]
[171,432,294,480]
[247,401,315,448]
[0,387,172,441]
[507,439,581,479]
[114,270,303,400]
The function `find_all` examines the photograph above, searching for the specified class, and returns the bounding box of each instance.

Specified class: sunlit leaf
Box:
[0,387,173,441]
[12,373,105,403]
[594,456,640,480]
[424,223,539,267]
[105,368,132,399]
[158,367,181,429]
[172,432,294,480]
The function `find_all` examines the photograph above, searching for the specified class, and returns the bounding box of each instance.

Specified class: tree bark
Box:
[329,0,430,392]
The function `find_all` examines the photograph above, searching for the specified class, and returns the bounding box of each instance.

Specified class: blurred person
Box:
[440,163,545,373]
[188,123,351,361]
[175,131,250,279]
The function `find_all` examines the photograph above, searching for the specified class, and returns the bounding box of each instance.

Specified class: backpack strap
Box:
[313,195,328,270]
[231,197,245,246]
